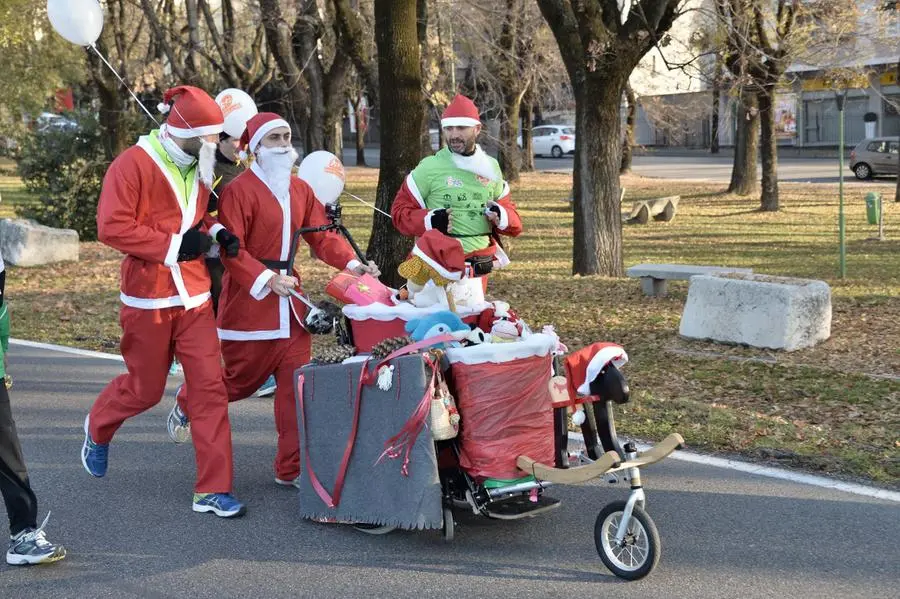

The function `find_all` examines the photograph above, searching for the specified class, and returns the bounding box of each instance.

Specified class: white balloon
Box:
[47,0,104,46]
[297,151,345,206]
[215,89,258,139]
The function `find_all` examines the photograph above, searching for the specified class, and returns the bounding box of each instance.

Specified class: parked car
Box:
[35,112,78,133]
[849,137,899,180]
[516,125,575,158]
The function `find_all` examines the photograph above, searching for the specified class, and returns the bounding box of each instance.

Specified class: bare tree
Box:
[621,82,636,173]
[368,0,423,287]
[536,0,684,276]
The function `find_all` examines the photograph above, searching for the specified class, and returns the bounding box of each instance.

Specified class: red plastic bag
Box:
[450,355,555,480]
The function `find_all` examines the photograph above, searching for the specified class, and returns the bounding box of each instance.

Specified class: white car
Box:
[517,125,575,158]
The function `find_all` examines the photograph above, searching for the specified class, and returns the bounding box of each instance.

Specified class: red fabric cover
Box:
[450,354,554,480]
[349,312,483,353]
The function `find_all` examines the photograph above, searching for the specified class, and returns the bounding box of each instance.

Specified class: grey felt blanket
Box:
[294,355,443,529]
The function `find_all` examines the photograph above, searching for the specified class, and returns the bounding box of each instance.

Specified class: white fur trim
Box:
[250,270,275,300]
[449,145,499,181]
[412,244,463,281]
[493,246,511,268]
[164,233,182,267]
[345,259,362,272]
[405,174,426,209]
[441,117,481,128]
[165,123,224,138]
[577,346,629,395]
[487,201,509,230]
[119,292,210,310]
[217,327,285,341]
[209,223,225,239]
[248,118,290,154]
[342,301,489,322]
[444,333,558,365]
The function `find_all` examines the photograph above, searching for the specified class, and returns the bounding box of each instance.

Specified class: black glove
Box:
[429,209,450,234]
[216,228,240,258]
[177,226,212,262]
[488,205,501,218]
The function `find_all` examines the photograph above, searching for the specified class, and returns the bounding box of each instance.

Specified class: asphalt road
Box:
[342,147,896,185]
[1,344,898,598]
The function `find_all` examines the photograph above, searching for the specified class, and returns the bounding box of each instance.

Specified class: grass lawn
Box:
[3,164,899,487]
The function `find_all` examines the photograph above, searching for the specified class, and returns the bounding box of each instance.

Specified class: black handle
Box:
[287,223,369,273]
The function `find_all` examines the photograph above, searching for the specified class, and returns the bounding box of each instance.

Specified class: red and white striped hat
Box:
[157,86,224,138]
[441,94,481,129]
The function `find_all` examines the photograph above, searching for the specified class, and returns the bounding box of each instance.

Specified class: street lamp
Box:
[835,88,847,279]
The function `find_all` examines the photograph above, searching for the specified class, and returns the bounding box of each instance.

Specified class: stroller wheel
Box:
[595,500,660,580]
[442,507,455,542]
[353,523,398,535]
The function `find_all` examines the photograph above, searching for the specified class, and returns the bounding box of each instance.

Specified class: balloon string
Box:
[89,43,160,126]
[342,191,391,218]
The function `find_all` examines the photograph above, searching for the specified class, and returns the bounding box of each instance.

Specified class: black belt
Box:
[261,259,291,270]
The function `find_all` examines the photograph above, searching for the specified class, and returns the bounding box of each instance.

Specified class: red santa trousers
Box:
[88,302,233,493]
[178,319,311,481]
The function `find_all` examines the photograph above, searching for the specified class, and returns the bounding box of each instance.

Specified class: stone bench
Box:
[624,195,679,225]
[626,263,753,297]
[0,219,79,267]
[679,273,831,351]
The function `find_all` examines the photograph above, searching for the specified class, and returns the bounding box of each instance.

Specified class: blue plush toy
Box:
[405,311,469,346]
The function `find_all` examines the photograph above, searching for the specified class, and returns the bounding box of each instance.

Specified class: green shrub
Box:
[14,109,144,240]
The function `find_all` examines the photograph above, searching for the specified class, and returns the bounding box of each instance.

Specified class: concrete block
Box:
[0,219,79,267]
[679,273,831,351]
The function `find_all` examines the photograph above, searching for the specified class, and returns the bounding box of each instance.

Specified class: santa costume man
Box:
[82,85,246,518]
[168,112,380,488]
[391,94,522,300]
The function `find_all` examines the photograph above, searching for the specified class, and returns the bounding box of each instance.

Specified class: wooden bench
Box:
[626,263,754,297]
[623,195,679,225]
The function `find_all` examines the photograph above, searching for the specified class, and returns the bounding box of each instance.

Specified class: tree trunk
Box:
[498,93,523,183]
[711,82,720,154]
[620,82,636,174]
[521,87,535,172]
[728,92,759,196]
[295,2,325,151]
[573,79,624,277]
[86,41,129,161]
[353,92,367,166]
[757,87,779,211]
[369,0,422,288]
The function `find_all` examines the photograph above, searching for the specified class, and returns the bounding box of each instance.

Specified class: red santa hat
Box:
[564,342,629,398]
[441,94,481,129]
[239,112,291,159]
[156,85,224,138]
[411,230,466,281]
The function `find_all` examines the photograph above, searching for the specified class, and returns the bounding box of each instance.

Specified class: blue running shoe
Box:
[255,374,277,397]
[166,384,191,444]
[192,493,246,518]
[81,415,108,478]
[168,360,182,376]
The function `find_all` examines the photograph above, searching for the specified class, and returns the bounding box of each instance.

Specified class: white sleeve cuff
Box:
[345,259,362,272]
[488,202,509,230]
[209,223,225,240]
[250,269,275,300]
[424,210,435,231]
[165,233,182,267]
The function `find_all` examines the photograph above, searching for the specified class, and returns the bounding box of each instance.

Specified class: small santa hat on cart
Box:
[238,112,291,160]
[401,230,467,284]
[564,342,629,398]
[156,85,224,138]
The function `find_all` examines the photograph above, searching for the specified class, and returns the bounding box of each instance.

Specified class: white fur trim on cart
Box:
[444,333,559,365]
[577,346,628,396]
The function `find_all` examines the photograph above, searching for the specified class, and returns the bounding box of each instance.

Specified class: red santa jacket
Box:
[216,162,358,340]
[97,135,213,310]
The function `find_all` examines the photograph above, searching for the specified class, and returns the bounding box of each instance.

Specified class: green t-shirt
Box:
[410,148,505,253]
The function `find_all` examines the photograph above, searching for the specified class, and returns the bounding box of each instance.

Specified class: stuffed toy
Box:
[405,311,469,346]
[397,231,466,311]
[486,301,524,343]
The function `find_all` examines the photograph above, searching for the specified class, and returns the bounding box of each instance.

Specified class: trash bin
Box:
[865,192,881,225]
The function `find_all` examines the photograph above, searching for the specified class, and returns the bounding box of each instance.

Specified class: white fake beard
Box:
[198,141,217,189]
[256,146,299,200]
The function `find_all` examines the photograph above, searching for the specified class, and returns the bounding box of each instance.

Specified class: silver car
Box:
[849,137,899,180]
